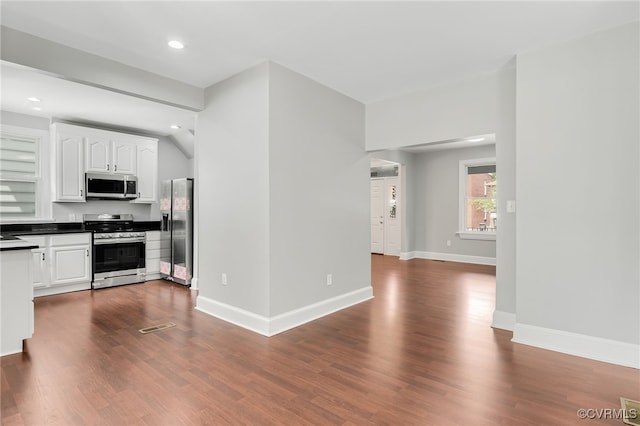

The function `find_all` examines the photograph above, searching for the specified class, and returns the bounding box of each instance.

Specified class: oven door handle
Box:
[94,238,146,245]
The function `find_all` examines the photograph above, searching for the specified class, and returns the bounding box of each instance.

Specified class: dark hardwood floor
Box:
[2,255,638,425]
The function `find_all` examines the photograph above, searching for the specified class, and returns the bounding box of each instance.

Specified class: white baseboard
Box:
[492,310,516,331]
[190,276,199,291]
[195,296,270,335]
[34,282,91,298]
[403,251,495,266]
[513,323,640,369]
[196,286,374,337]
[399,251,415,260]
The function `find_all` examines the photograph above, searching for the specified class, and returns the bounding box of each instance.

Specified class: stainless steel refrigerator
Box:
[159,178,193,286]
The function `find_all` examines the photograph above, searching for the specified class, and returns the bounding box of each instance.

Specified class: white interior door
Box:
[384,176,401,256]
[370,178,384,254]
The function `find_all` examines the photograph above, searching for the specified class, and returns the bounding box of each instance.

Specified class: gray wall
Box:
[366,67,516,319]
[269,63,370,316]
[413,145,496,258]
[1,110,49,130]
[196,63,271,316]
[195,62,371,319]
[515,22,639,344]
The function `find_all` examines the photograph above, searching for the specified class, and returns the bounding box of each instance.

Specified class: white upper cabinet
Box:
[85,136,110,173]
[85,136,137,175]
[132,141,158,203]
[53,124,85,202]
[52,123,158,203]
[112,139,137,175]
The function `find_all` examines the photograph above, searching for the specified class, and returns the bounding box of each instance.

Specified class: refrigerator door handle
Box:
[162,213,170,232]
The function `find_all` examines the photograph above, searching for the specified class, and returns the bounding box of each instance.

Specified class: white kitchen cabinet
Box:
[85,135,110,173]
[18,233,92,297]
[31,248,47,289]
[52,123,158,203]
[26,236,48,289]
[50,245,91,285]
[53,124,85,202]
[85,136,137,175]
[112,139,137,175]
[145,231,162,280]
[133,141,158,203]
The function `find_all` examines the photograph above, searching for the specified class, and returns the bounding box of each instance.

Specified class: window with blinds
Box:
[0,132,39,219]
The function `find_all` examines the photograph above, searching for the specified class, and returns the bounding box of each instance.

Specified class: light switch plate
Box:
[507,200,516,213]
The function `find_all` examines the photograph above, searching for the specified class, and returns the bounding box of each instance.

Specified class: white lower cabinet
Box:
[19,233,92,297]
[145,231,162,280]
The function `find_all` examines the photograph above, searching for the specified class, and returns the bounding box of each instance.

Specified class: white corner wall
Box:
[195,63,271,318]
[195,62,372,334]
[268,62,371,317]
[514,22,639,368]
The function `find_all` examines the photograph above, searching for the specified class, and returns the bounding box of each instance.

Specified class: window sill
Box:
[457,231,496,241]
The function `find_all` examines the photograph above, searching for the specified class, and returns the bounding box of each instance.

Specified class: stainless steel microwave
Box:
[85,173,138,200]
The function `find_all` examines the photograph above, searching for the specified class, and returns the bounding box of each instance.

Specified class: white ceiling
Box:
[1,1,638,137]
[1,63,197,137]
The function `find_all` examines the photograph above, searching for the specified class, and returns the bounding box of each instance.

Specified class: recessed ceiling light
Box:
[467,137,485,142]
[27,97,41,102]
[168,40,184,49]
[32,106,42,111]
[170,124,181,130]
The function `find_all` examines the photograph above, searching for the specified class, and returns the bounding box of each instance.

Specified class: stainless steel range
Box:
[83,214,146,289]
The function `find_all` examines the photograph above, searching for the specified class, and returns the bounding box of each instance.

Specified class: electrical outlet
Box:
[326,274,333,286]
[221,273,227,286]
[446,240,451,247]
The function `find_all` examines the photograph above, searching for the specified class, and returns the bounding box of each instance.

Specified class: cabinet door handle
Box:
[42,252,45,261]
[114,165,117,172]
[86,249,89,257]
[138,192,141,198]
[107,164,110,171]
[80,189,83,197]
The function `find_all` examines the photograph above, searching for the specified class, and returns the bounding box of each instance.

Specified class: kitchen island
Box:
[1,236,37,356]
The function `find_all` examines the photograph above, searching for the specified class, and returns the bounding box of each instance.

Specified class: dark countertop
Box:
[0,220,161,252]
[0,234,39,251]
[1,221,161,236]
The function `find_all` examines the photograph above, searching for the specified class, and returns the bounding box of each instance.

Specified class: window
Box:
[0,125,50,221]
[459,157,496,240]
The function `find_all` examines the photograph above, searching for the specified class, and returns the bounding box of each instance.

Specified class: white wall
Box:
[268,62,370,316]
[514,22,639,366]
[366,67,517,323]
[196,63,271,317]
[413,145,496,259]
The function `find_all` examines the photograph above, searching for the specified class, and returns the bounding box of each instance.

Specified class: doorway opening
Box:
[370,158,401,256]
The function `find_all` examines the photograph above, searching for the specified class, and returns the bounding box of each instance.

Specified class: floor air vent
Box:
[139,322,176,334]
